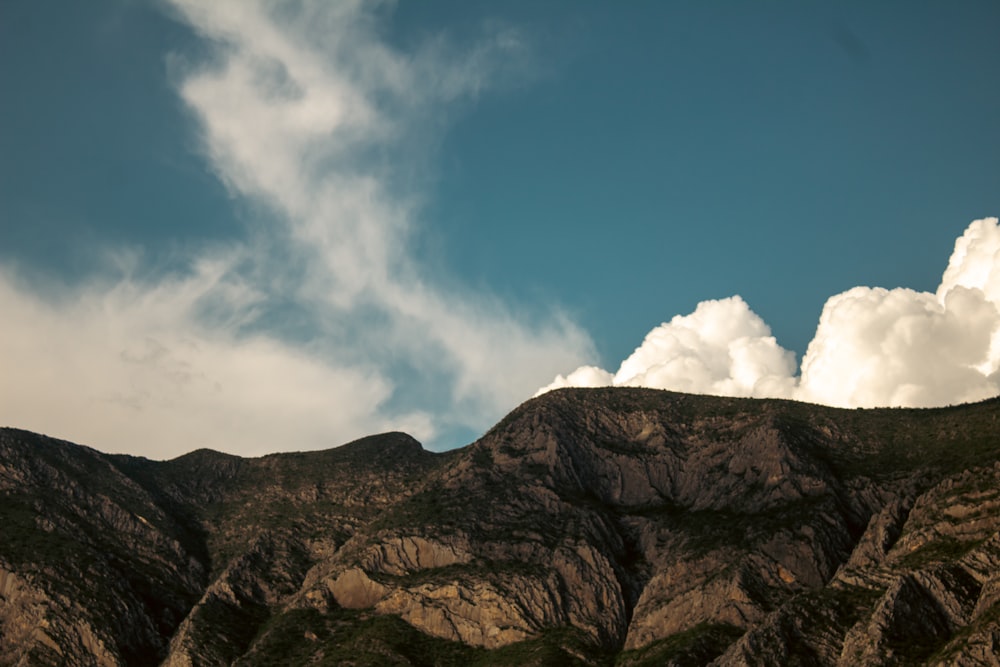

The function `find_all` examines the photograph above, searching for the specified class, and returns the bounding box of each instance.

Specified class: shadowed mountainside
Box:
[2,388,1000,665]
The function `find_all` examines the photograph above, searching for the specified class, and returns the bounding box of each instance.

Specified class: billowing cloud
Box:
[0,0,593,458]
[542,218,1000,410]
[939,216,1000,373]
[537,366,616,394]
[538,296,797,399]
[796,285,997,408]
[612,296,797,399]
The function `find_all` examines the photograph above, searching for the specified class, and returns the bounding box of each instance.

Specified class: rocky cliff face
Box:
[2,388,999,665]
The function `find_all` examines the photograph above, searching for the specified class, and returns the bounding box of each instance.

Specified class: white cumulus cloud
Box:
[612,296,797,399]
[542,218,1000,410]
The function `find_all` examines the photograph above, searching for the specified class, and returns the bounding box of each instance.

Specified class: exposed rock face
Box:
[2,388,1000,665]
[0,429,207,666]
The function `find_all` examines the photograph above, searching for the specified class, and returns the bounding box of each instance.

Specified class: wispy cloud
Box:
[0,253,416,457]
[542,217,1000,410]
[0,0,593,457]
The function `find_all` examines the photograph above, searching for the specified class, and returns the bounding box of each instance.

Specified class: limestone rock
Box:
[2,389,999,664]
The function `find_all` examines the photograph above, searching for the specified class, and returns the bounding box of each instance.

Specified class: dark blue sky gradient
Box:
[0,2,238,276]
[405,1,1000,364]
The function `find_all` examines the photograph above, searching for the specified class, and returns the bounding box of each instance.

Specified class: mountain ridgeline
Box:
[2,388,1000,665]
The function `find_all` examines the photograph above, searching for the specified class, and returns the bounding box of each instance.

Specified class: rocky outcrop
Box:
[162,533,311,666]
[2,389,1000,665]
[0,567,62,666]
[0,429,206,666]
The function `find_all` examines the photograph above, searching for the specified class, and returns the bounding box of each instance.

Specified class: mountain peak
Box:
[2,390,999,665]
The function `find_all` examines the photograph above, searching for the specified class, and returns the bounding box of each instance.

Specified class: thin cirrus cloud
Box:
[540,217,1000,410]
[0,0,594,458]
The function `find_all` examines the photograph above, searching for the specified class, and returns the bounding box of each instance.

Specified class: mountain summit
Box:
[2,388,999,665]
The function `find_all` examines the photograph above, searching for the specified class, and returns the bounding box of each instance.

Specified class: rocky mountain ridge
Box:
[2,387,999,665]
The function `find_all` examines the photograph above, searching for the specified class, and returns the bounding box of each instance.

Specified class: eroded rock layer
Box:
[2,388,999,665]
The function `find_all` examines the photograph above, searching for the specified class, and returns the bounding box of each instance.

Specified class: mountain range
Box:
[2,387,1000,665]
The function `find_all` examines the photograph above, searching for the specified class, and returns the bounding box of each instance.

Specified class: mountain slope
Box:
[2,388,999,665]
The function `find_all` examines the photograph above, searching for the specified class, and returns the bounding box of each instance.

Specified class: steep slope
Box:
[0,429,207,665]
[2,388,999,665]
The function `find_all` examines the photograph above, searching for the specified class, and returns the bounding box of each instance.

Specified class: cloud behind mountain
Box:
[541,217,1000,409]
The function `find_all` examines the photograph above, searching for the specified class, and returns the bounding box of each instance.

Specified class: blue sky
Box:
[2,1,999,458]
